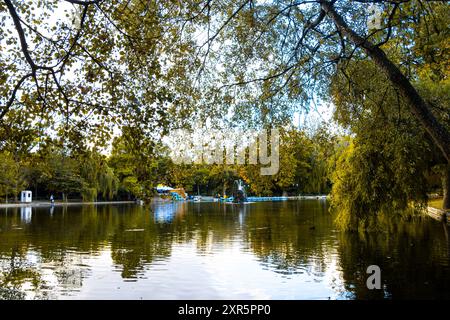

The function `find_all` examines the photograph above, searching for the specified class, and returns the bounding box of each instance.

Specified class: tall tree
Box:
[0,151,25,202]
[328,3,449,213]
[329,57,441,229]
[184,0,449,162]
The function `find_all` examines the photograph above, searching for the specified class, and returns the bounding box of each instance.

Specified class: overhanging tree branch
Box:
[320,0,450,163]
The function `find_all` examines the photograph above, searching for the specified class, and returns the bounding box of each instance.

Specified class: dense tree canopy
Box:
[0,0,448,229]
[187,0,449,162]
[1,0,199,146]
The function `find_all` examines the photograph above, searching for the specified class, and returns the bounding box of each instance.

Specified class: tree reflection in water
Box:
[0,201,449,299]
[337,218,450,299]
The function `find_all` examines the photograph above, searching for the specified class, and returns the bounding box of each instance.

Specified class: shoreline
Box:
[0,201,136,208]
[0,196,329,209]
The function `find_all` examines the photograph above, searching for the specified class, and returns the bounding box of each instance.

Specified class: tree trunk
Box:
[197,184,200,196]
[14,181,18,202]
[321,2,450,164]
[443,164,450,210]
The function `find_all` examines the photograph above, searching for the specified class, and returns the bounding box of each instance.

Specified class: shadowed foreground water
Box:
[0,201,449,299]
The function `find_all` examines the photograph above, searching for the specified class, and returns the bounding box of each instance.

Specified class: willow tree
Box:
[108,125,174,201]
[181,1,449,209]
[190,0,448,157]
[330,58,428,227]
[329,20,449,227]
[78,149,119,201]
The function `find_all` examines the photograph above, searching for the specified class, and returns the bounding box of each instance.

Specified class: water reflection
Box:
[338,220,450,299]
[0,201,449,299]
[20,207,32,224]
[152,202,185,224]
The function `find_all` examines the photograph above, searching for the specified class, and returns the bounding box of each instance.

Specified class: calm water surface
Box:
[0,201,449,299]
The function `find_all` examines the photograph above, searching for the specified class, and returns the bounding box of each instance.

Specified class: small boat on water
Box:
[193,196,202,202]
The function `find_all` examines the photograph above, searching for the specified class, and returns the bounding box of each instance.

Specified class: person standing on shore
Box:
[50,194,54,204]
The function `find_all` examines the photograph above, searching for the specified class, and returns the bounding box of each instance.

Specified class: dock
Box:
[246,196,327,202]
[217,195,328,203]
[426,206,449,224]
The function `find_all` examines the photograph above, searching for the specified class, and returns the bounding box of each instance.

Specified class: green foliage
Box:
[41,152,83,201]
[327,4,450,228]
[0,0,199,148]
[79,150,119,201]
[108,126,171,201]
[81,186,97,202]
[208,164,239,196]
[239,126,334,196]
[328,108,432,230]
[0,151,26,202]
[330,138,427,231]
[1,0,448,227]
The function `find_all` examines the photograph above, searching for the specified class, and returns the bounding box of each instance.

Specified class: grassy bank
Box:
[428,198,443,209]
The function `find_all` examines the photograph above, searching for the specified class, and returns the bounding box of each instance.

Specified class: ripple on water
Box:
[1,202,450,299]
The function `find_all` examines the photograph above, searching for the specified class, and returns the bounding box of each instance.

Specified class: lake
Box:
[0,200,449,299]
